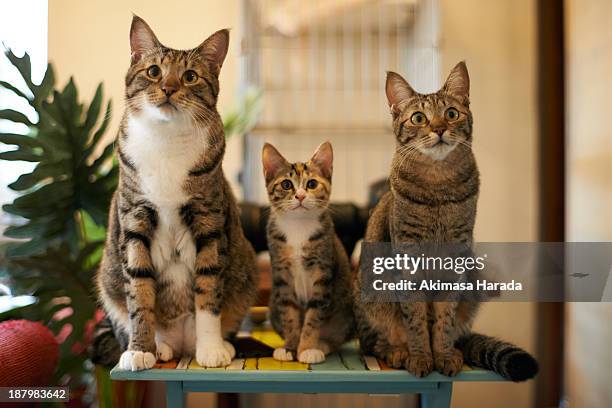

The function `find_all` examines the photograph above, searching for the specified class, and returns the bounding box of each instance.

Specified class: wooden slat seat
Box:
[111,325,506,408]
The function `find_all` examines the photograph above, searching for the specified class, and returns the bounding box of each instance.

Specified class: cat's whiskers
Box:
[178,97,222,131]
[307,198,333,212]
[392,141,427,171]
[124,94,149,115]
[183,106,216,134]
[444,135,473,151]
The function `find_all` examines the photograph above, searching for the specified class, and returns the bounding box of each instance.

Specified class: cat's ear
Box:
[310,141,333,180]
[262,143,289,184]
[197,29,230,77]
[130,15,161,64]
[386,71,415,117]
[442,61,470,101]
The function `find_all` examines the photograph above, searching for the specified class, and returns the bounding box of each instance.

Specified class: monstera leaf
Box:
[0,50,116,386]
[1,51,116,258]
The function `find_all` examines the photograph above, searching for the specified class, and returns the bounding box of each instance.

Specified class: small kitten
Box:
[262,142,354,364]
[353,62,538,381]
[96,16,257,371]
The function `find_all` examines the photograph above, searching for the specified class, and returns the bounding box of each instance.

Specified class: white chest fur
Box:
[275,212,322,303]
[123,111,208,276]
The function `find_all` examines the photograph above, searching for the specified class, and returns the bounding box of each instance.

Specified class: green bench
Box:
[110,338,505,408]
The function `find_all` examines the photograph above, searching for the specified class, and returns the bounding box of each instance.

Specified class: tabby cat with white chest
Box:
[353,62,538,381]
[95,16,257,371]
[262,142,354,364]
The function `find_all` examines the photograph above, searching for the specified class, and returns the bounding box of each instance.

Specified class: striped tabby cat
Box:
[262,142,354,364]
[96,16,257,371]
[353,62,538,381]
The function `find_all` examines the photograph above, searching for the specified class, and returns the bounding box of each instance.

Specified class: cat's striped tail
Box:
[456,333,538,382]
[89,316,126,368]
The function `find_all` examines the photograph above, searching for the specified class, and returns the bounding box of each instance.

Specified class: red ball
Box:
[0,320,59,386]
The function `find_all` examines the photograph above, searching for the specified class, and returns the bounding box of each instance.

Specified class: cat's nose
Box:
[432,127,446,136]
[162,85,177,96]
[161,78,179,96]
[295,193,306,201]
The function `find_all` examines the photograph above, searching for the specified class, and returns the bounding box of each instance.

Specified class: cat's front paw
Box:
[156,341,174,362]
[196,342,232,367]
[118,350,156,371]
[223,340,236,359]
[273,347,294,361]
[434,349,463,377]
[382,348,410,368]
[298,348,326,364]
[404,353,433,377]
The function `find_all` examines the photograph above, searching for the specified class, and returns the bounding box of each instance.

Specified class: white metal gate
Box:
[240,0,441,205]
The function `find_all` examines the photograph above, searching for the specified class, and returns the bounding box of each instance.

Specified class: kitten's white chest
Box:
[123,113,207,273]
[275,213,321,303]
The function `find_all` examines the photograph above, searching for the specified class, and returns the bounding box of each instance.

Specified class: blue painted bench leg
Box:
[421,382,453,408]
[166,381,185,408]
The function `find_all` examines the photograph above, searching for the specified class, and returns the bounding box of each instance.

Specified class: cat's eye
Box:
[147,65,161,79]
[410,112,427,126]
[306,179,318,189]
[445,107,460,121]
[281,179,293,190]
[183,70,199,84]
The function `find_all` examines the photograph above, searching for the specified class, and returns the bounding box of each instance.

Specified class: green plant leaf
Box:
[89,143,115,173]
[59,79,82,131]
[4,219,49,239]
[82,84,103,139]
[0,133,45,149]
[83,100,112,160]
[0,150,41,161]
[7,161,66,191]
[41,95,65,127]
[223,86,262,138]
[0,80,32,102]
[4,50,34,91]
[0,301,38,322]
[0,109,33,126]
[6,237,49,257]
[11,179,74,207]
[33,65,55,103]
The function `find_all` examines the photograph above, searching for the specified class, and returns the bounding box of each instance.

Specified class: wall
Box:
[47,0,245,198]
[565,0,612,406]
[440,0,538,407]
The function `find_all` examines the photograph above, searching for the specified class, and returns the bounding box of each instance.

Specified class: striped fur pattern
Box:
[90,316,127,368]
[95,16,257,371]
[262,142,354,364]
[456,333,538,382]
[353,62,538,381]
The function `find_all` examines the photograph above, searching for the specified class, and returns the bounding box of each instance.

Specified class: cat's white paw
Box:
[223,340,236,359]
[156,341,174,362]
[273,347,294,361]
[298,348,326,364]
[118,350,156,371]
[196,342,232,367]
